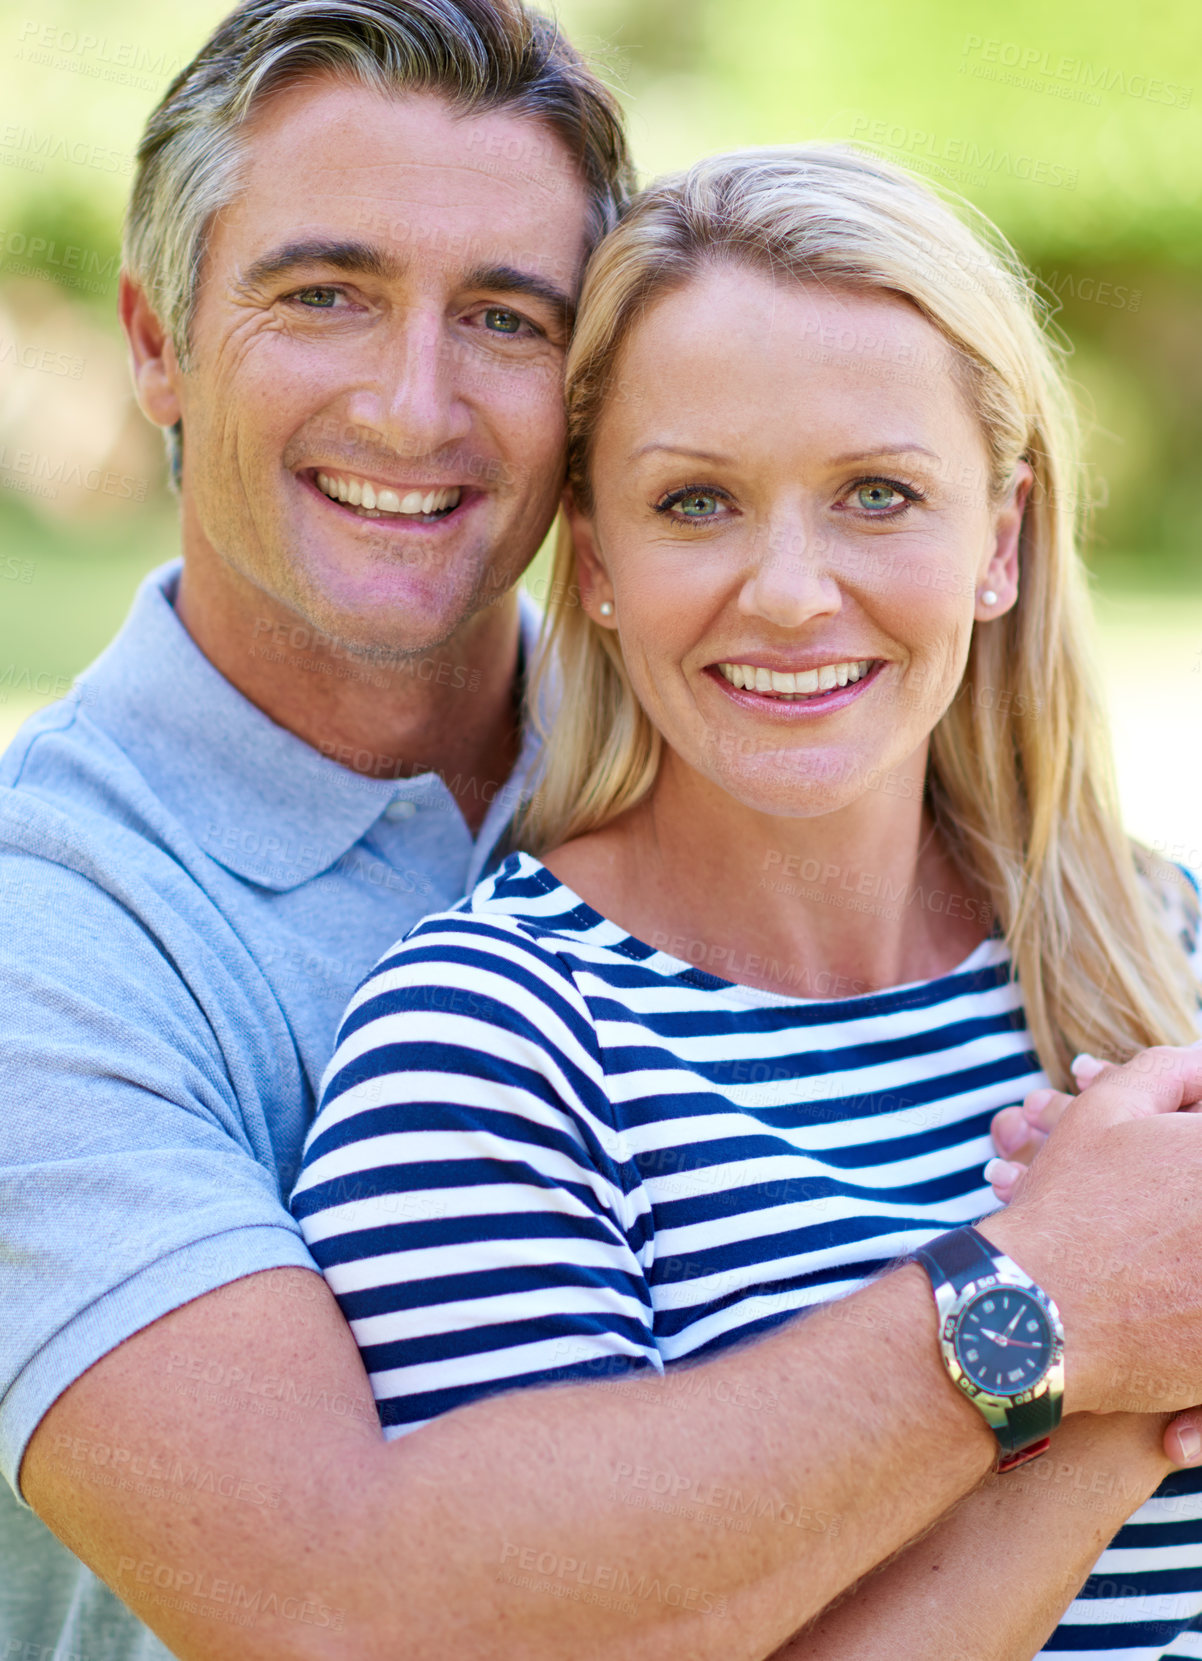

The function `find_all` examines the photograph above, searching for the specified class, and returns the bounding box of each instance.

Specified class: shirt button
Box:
[385,799,417,822]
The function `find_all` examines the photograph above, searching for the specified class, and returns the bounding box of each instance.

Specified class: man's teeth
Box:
[315,473,461,516]
[717,659,873,695]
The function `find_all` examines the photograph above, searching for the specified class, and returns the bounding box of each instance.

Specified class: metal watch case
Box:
[930,1260,1065,1432]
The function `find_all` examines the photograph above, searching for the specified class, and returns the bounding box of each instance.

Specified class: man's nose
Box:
[344,309,472,460]
[738,514,843,628]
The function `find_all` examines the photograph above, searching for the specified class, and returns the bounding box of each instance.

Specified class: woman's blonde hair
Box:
[521,143,1199,1087]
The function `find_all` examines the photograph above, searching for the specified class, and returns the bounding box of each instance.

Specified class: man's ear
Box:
[119,271,183,429]
[977,460,1034,620]
[562,487,615,625]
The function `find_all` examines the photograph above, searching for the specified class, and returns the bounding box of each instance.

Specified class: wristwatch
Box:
[914,1225,1064,1471]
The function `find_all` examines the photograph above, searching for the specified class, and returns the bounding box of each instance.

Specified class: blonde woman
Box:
[293,148,1202,1657]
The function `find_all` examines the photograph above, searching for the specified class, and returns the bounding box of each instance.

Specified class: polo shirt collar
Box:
[78,560,541,892]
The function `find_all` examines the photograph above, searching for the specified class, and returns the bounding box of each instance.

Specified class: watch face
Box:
[952,1286,1054,1397]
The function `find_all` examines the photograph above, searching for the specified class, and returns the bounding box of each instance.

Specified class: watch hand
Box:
[1005,1309,1023,1334]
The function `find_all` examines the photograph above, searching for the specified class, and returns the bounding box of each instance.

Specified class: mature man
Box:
[3,2,1202,1659]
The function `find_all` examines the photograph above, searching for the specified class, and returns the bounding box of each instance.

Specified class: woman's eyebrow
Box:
[826,443,940,466]
[632,443,735,464]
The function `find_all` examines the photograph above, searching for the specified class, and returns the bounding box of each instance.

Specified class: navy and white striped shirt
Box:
[292,851,1202,1660]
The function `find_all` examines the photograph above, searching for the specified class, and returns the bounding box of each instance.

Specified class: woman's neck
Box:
[541,750,992,999]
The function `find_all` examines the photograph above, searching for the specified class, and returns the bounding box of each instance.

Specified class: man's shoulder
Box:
[0,690,205,907]
[344,853,595,1029]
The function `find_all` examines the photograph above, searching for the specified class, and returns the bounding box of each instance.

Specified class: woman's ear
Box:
[563,487,617,627]
[977,460,1034,620]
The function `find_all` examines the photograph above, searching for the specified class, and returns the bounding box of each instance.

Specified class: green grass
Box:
[0,503,178,690]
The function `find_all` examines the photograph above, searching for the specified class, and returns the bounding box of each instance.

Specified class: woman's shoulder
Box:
[353,851,599,1003]
[329,853,611,1075]
[1135,850,1201,964]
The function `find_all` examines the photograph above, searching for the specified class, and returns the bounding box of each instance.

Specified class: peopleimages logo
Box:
[960,35,1192,110]
[848,116,1077,190]
[115,1555,344,1631]
[0,230,119,295]
[0,445,146,500]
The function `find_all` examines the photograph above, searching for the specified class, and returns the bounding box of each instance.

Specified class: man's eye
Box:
[290,287,341,309]
[482,307,524,335]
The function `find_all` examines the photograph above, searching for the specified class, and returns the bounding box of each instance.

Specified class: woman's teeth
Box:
[717,659,873,696]
[315,473,461,517]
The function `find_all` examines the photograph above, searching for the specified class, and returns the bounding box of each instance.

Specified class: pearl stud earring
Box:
[599,600,614,617]
[980,589,998,607]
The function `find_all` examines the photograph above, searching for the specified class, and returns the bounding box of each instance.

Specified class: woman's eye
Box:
[854,481,905,511]
[848,478,923,515]
[483,307,524,335]
[663,490,724,519]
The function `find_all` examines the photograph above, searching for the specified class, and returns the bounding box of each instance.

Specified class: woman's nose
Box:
[737,517,843,628]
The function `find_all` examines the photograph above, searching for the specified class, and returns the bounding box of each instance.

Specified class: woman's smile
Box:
[704,655,885,714]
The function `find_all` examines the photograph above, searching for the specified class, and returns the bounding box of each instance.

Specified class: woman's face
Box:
[571,263,1031,820]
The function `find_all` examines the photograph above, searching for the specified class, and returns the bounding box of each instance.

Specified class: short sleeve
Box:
[0,848,316,1500]
[290,914,659,1435]
[1137,856,1202,1029]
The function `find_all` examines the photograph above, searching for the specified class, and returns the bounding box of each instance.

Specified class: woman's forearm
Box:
[772,1411,1173,1661]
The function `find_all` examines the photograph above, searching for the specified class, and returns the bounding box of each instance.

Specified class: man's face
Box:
[173,78,590,656]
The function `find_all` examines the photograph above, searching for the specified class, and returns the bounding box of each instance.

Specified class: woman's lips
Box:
[705,658,885,712]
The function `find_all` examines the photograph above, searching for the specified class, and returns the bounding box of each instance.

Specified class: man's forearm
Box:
[26,1265,997,1661]
[770,1411,1172,1661]
[326,1264,999,1660]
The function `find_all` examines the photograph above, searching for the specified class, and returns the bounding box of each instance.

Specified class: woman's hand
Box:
[987,1053,1108,1204]
[989,1042,1202,1204]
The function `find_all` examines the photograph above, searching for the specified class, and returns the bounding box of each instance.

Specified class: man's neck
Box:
[175,557,524,838]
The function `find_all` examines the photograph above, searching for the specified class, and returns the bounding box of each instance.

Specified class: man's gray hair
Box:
[123,0,634,487]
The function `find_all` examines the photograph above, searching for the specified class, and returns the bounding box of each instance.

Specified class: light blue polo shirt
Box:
[0,558,540,1659]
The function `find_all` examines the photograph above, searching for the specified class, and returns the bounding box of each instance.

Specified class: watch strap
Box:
[913,1223,999,1294]
[995,1394,1057,1461]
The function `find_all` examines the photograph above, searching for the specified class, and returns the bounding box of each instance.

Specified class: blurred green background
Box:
[0,0,1199,856]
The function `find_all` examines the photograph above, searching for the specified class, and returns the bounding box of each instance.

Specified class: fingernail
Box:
[1023,1088,1056,1120]
[1179,1425,1201,1464]
[984,1158,1014,1186]
[1071,1053,1105,1083]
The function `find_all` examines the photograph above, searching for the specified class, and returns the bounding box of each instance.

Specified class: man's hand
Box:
[979,1044,1202,1419]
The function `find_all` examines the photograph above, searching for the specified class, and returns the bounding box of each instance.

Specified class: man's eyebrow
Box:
[236,238,404,290]
[463,264,575,330]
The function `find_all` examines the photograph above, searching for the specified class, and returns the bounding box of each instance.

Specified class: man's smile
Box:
[312,469,463,519]
[300,466,478,528]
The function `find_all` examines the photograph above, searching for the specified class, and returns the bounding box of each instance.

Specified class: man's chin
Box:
[281,562,513,664]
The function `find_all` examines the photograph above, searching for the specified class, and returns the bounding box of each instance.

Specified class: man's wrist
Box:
[973,1212,1101,1415]
[887,1262,1001,1470]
